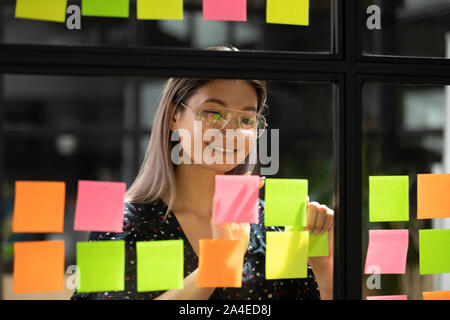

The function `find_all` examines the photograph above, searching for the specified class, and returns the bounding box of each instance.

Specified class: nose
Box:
[221,111,239,130]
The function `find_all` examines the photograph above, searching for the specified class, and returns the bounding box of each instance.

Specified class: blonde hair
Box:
[125,45,267,215]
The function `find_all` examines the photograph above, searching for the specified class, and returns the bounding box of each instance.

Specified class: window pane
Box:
[361,0,450,59]
[362,82,450,300]
[2,75,336,299]
[1,0,333,54]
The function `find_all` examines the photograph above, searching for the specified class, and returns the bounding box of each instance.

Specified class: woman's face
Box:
[171,79,259,173]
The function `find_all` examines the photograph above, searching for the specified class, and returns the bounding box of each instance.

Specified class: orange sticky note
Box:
[198,239,244,288]
[13,241,65,293]
[423,291,450,300]
[418,174,450,219]
[12,181,66,233]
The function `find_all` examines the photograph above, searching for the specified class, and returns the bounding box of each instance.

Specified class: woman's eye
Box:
[241,118,255,125]
[205,111,222,120]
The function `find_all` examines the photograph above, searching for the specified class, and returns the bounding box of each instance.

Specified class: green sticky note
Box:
[82,0,129,18]
[266,0,309,26]
[266,231,308,279]
[265,179,308,227]
[308,232,328,257]
[419,229,450,275]
[136,240,184,292]
[285,226,328,257]
[369,176,409,222]
[76,241,125,293]
[15,0,68,23]
[137,0,183,20]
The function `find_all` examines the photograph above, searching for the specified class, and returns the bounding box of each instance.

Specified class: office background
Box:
[0,0,450,299]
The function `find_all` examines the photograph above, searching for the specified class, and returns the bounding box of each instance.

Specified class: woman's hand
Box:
[210,172,264,259]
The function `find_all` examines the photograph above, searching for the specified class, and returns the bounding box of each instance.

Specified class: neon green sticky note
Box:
[266,231,308,279]
[15,0,68,23]
[137,0,183,20]
[419,229,450,275]
[285,226,328,257]
[308,232,328,257]
[265,179,308,227]
[266,0,309,26]
[82,0,129,18]
[76,241,125,293]
[369,176,409,222]
[136,240,184,292]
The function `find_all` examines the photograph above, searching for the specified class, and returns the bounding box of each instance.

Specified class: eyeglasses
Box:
[179,102,268,138]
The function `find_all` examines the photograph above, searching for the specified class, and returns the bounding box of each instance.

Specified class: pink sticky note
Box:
[367,295,407,300]
[74,180,126,233]
[214,175,259,224]
[203,0,247,21]
[364,229,409,274]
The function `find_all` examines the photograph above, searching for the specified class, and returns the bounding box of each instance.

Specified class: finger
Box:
[321,209,334,233]
[306,201,319,233]
[259,176,265,189]
[313,205,328,234]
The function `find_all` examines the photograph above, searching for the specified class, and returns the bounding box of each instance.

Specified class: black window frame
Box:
[0,0,449,300]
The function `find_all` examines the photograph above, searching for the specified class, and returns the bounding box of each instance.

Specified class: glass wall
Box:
[362,82,450,299]
[361,0,450,58]
[1,75,335,299]
[1,0,333,54]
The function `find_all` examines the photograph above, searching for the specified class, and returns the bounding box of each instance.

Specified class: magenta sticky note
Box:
[364,229,409,274]
[214,175,259,224]
[367,295,407,300]
[74,180,126,233]
[203,0,247,21]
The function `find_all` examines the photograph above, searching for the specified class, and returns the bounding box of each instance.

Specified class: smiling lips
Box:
[208,144,238,154]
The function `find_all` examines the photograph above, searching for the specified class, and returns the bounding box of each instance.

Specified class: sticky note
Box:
[12,181,65,233]
[264,179,308,227]
[13,241,65,293]
[203,0,247,21]
[369,176,409,222]
[136,240,184,292]
[137,0,183,20]
[266,231,309,279]
[364,229,409,274]
[419,229,450,275]
[15,0,68,22]
[266,0,309,26]
[214,175,260,224]
[82,0,129,18]
[285,226,328,257]
[73,180,126,233]
[367,295,407,300]
[76,241,125,292]
[423,291,450,300]
[198,239,244,288]
[418,174,450,219]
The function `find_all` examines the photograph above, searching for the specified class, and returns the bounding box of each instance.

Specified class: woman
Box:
[71,45,334,300]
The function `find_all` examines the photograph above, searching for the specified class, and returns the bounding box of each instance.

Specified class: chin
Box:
[201,162,241,174]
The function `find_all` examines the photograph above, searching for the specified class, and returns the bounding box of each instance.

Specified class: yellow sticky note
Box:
[266,0,309,26]
[266,231,309,279]
[137,0,183,20]
[15,0,68,23]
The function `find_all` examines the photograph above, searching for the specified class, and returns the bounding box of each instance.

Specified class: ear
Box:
[170,104,181,132]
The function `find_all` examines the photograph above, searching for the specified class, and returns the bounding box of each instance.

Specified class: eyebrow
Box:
[202,98,257,112]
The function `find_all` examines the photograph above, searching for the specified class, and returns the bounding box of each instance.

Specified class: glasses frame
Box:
[178,101,268,138]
